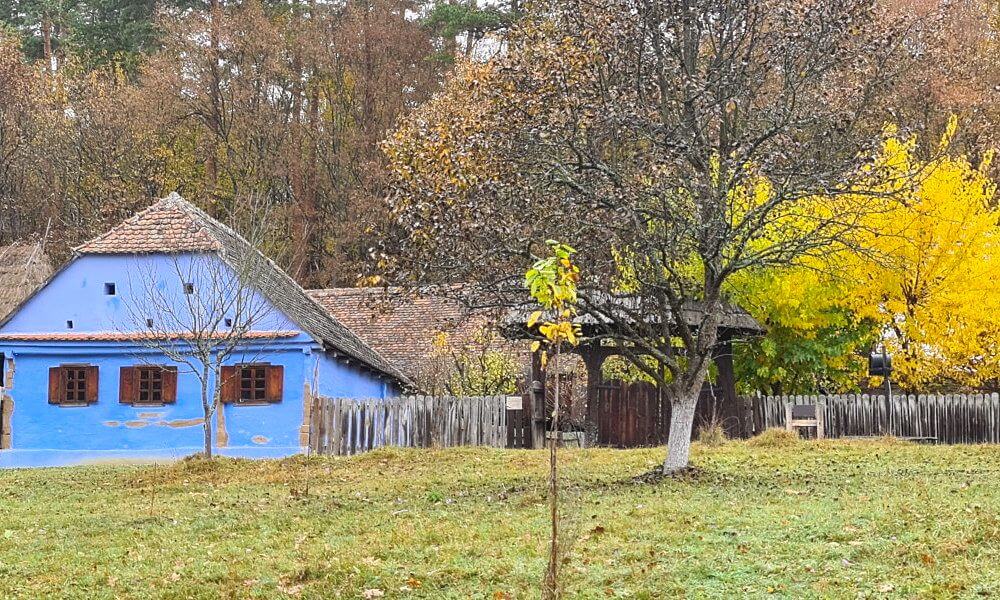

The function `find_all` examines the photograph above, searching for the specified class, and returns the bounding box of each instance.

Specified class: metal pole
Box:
[882,345,892,400]
[883,345,892,436]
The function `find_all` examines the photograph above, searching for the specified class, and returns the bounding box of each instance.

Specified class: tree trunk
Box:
[201,374,213,458]
[662,394,697,474]
[544,344,561,599]
[203,415,213,459]
[42,13,53,68]
[205,0,222,212]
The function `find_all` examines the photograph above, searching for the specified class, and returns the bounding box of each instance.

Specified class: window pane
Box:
[62,368,89,403]
[236,366,268,402]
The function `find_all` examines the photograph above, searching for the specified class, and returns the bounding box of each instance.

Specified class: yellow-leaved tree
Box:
[525,240,582,598]
[842,117,1000,390]
[724,119,1000,395]
[729,267,877,394]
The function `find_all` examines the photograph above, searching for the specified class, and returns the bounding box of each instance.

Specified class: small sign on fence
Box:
[505,396,523,410]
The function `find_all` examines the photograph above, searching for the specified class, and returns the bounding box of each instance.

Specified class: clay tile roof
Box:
[0,241,52,321]
[505,294,764,336]
[69,193,408,385]
[75,198,221,254]
[307,287,498,380]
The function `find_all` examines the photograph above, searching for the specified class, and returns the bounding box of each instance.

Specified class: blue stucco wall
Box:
[314,352,396,399]
[0,252,395,467]
[1,253,298,334]
[0,341,313,467]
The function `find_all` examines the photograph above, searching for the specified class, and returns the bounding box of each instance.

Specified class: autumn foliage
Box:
[734,118,1000,392]
[0,1,445,286]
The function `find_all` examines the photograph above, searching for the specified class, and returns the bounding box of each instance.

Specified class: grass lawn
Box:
[2,436,1000,598]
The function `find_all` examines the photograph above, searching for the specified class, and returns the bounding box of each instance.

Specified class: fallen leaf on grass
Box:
[362,589,384,599]
[278,582,304,597]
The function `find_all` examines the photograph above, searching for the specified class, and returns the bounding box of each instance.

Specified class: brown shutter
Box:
[162,367,178,404]
[48,367,62,404]
[119,367,136,404]
[220,366,237,404]
[265,365,284,403]
[85,366,99,404]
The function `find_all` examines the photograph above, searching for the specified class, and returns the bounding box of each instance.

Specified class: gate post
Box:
[581,346,611,441]
[530,350,547,449]
[0,357,10,450]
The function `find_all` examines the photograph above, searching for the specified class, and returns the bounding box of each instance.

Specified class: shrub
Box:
[696,423,727,447]
[747,428,801,448]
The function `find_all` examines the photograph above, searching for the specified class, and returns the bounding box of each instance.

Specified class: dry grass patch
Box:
[746,427,802,447]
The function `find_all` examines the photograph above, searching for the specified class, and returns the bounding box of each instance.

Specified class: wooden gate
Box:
[596,381,752,448]
[597,382,667,447]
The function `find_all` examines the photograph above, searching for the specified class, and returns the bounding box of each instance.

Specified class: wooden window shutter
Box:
[119,367,136,404]
[48,367,62,404]
[162,367,178,404]
[220,366,237,404]
[85,366,99,404]
[265,365,284,403]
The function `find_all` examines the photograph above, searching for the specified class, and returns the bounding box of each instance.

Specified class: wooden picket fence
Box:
[308,392,1000,455]
[753,394,1000,443]
[309,395,509,455]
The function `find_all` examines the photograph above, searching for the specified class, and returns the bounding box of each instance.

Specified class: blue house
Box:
[0,194,408,467]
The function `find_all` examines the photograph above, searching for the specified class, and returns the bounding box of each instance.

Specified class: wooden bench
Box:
[785,403,824,439]
[545,430,584,448]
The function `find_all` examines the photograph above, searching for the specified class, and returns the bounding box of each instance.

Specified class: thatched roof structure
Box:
[0,241,52,321]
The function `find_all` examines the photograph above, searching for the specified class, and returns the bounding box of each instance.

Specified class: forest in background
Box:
[0,0,517,285]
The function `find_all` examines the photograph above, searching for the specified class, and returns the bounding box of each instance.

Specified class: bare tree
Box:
[117,198,285,458]
[0,32,41,244]
[381,0,923,472]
